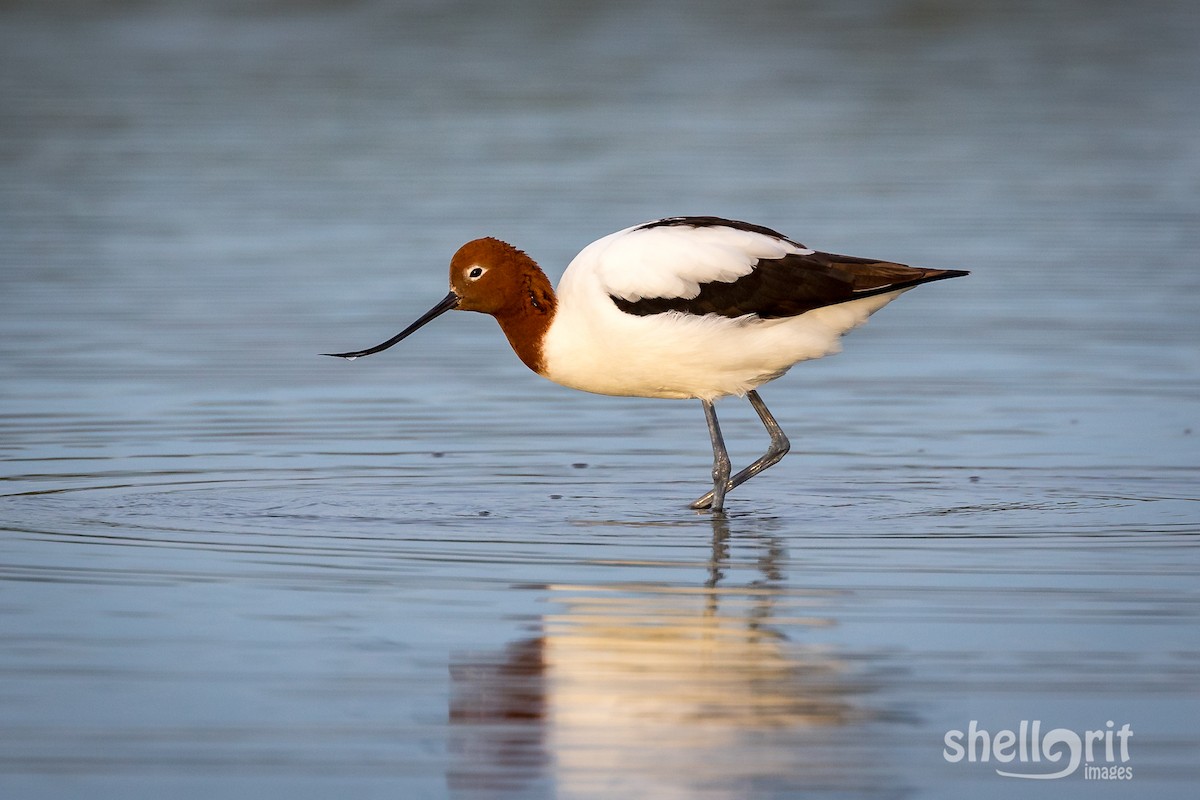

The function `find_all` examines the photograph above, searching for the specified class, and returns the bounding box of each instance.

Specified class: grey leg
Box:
[690,399,731,513]
[690,391,791,511]
[729,390,791,489]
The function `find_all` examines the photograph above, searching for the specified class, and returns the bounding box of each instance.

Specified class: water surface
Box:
[1,1,1198,797]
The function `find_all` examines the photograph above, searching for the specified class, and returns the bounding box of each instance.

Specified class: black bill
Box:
[322,291,459,359]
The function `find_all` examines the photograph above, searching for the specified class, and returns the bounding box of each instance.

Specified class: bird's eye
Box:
[467,266,486,280]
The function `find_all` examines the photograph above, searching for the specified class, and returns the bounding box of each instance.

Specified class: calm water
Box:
[2,1,1198,797]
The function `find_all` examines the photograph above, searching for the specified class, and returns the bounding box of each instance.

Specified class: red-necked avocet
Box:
[325,216,968,513]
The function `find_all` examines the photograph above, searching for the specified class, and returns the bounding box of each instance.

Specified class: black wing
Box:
[612,250,968,320]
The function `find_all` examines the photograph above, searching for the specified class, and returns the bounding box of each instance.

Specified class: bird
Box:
[325,216,967,513]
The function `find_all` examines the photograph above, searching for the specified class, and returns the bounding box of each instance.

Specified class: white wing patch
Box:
[578,221,815,302]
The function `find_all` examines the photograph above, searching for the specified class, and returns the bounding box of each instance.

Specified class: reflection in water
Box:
[449,520,870,798]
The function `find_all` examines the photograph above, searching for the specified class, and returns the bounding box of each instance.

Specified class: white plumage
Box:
[544,221,904,401]
[579,221,813,303]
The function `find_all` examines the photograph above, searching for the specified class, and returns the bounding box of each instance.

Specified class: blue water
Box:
[2,1,1198,797]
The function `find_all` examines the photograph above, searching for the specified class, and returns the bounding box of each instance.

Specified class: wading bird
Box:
[325,216,967,512]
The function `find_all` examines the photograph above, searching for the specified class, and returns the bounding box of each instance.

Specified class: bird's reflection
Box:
[448,517,870,798]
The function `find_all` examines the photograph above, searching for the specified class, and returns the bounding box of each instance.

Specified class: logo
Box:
[944,720,1132,780]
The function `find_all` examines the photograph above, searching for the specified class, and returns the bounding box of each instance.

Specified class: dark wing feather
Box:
[611,251,968,320]
[635,216,805,247]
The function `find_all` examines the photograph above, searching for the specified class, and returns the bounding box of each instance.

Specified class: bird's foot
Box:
[689,486,727,514]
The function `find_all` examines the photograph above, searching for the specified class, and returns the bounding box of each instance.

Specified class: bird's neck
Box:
[492,266,557,376]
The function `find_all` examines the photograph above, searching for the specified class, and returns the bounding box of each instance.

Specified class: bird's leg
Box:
[725,390,791,492]
[691,399,731,513]
[689,391,790,510]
